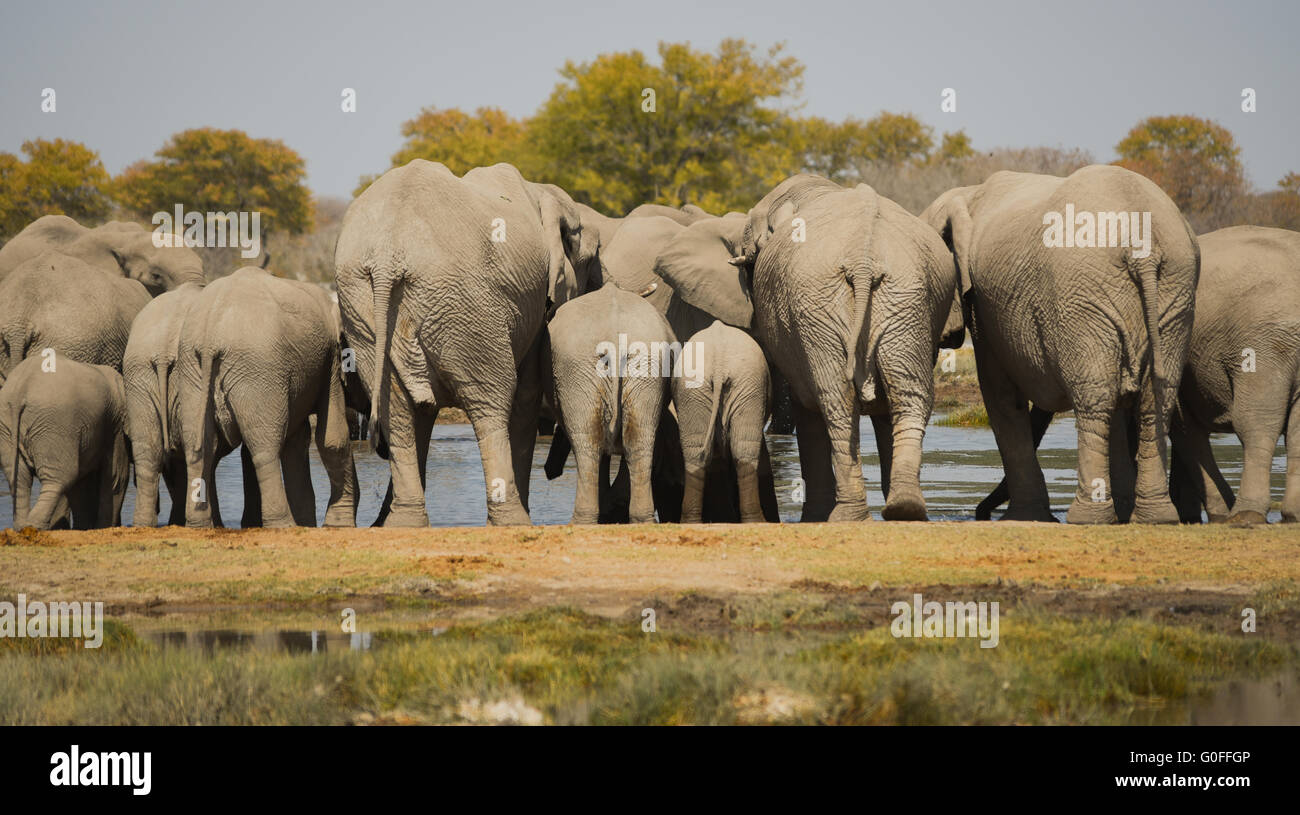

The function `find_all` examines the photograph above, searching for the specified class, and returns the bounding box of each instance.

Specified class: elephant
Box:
[177,267,357,528]
[921,164,1199,524]
[673,320,778,523]
[0,215,205,296]
[1167,225,1300,525]
[0,355,129,529]
[657,174,959,522]
[0,251,151,386]
[122,282,206,526]
[335,161,600,527]
[547,282,675,524]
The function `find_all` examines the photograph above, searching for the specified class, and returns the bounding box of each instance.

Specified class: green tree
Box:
[1115,115,1247,229]
[0,139,113,240]
[800,112,936,184]
[526,39,805,214]
[356,106,527,196]
[115,128,314,241]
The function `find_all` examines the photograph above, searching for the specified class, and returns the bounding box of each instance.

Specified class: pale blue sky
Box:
[1,0,1295,199]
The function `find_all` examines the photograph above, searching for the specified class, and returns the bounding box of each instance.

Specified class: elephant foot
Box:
[827,500,871,523]
[1208,513,1230,524]
[1280,509,1299,524]
[1227,510,1268,527]
[739,512,767,524]
[262,515,296,529]
[629,512,656,524]
[487,501,532,527]
[382,504,430,528]
[1066,498,1117,525]
[323,505,357,528]
[185,517,214,529]
[570,511,599,525]
[882,491,927,522]
[1131,498,1181,525]
[1000,503,1059,523]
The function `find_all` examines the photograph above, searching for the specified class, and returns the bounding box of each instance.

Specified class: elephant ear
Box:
[653,213,752,328]
[537,191,582,306]
[925,190,975,296]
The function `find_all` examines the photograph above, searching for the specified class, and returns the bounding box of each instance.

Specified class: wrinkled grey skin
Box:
[548,282,674,524]
[0,252,151,387]
[0,215,206,296]
[662,175,957,522]
[178,267,357,529]
[122,283,206,526]
[335,161,599,527]
[922,165,1199,524]
[673,320,775,523]
[0,356,129,529]
[1168,226,1300,525]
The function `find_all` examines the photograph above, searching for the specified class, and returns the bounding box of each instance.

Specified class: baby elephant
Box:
[0,355,129,529]
[549,282,675,524]
[673,321,772,523]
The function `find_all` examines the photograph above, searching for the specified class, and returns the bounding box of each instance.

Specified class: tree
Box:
[0,139,113,240]
[356,106,527,196]
[1115,115,1248,230]
[801,112,936,184]
[526,39,805,214]
[115,128,313,242]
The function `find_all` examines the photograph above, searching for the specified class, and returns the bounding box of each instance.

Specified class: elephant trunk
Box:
[367,270,399,454]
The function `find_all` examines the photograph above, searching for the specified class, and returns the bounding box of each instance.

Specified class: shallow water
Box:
[0,416,1286,527]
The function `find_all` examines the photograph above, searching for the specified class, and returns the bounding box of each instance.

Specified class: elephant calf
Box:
[177,267,357,528]
[0,355,129,529]
[673,321,775,523]
[548,282,675,524]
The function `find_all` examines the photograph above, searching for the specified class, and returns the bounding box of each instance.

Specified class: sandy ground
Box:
[3,522,1298,636]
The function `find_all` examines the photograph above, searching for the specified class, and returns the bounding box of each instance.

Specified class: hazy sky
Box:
[2,0,1295,200]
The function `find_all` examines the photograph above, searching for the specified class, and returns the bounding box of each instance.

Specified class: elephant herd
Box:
[1,161,1297,530]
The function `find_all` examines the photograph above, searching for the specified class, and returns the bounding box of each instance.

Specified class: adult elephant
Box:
[922,165,1199,524]
[674,174,958,522]
[122,282,206,526]
[1168,226,1300,525]
[0,252,151,386]
[178,267,357,529]
[0,215,205,296]
[335,161,600,527]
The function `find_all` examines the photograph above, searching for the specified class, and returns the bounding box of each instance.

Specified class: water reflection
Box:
[1,416,1287,527]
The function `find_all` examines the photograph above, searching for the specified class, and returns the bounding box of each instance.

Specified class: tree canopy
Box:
[0,139,113,240]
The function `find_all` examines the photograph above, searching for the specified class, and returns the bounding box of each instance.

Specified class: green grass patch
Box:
[1,607,1291,725]
[937,404,990,427]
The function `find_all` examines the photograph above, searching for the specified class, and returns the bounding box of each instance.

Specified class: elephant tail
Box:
[196,350,219,494]
[367,261,402,455]
[1134,256,1165,445]
[700,371,724,466]
[154,360,171,451]
[843,185,882,391]
[603,348,622,445]
[7,401,22,522]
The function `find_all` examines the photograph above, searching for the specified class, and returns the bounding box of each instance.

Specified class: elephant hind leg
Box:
[1067,401,1121,525]
[975,354,1055,522]
[9,458,33,529]
[282,421,317,526]
[1227,380,1289,526]
[792,400,837,522]
[27,478,71,530]
[1283,395,1300,522]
